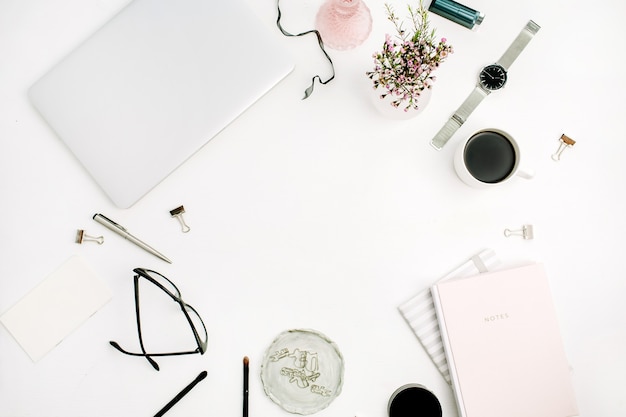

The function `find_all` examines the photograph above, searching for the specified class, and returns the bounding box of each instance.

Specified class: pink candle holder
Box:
[315,0,372,50]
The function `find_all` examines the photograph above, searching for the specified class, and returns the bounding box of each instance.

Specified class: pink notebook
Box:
[431,263,578,417]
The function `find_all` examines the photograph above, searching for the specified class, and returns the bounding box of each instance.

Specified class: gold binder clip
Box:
[75,229,104,244]
[170,205,191,233]
[504,224,534,240]
[551,134,576,161]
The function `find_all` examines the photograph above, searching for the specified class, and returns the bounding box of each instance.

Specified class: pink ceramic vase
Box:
[371,86,433,120]
[315,0,372,50]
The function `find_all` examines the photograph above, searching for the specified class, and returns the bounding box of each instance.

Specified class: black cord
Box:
[276,0,335,99]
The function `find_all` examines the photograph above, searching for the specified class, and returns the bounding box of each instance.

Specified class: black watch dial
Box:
[479,64,507,90]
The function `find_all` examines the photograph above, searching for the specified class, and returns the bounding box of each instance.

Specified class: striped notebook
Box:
[397,249,499,383]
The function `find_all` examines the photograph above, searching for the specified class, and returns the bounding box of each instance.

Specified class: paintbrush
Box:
[243,356,249,417]
[154,370,207,417]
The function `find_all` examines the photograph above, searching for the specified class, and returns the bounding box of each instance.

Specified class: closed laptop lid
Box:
[28,0,294,208]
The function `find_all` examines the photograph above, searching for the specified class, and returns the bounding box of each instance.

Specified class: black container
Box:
[388,384,442,417]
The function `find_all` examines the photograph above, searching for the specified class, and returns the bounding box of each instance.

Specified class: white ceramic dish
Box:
[260,329,344,415]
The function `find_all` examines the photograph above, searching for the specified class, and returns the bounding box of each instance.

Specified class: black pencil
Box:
[154,370,207,417]
[243,356,249,417]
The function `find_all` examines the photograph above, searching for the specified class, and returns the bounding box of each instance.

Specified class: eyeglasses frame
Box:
[109,268,208,370]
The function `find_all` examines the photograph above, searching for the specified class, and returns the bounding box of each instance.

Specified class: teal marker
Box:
[428,0,484,30]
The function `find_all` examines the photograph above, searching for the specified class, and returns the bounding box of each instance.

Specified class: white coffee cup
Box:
[454,128,534,188]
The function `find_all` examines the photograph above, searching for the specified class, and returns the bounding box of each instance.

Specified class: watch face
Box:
[479,64,507,90]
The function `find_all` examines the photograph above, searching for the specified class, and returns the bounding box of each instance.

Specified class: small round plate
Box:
[260,329,344,415]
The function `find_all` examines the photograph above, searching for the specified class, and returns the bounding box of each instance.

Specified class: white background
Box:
[1,0,625,416]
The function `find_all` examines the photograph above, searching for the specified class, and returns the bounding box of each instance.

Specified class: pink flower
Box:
[366,2,453,112]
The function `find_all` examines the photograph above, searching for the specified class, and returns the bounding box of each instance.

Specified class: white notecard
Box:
[0,255,112,362]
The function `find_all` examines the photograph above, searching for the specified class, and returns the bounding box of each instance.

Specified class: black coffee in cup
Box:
[464,130,516,183]
[388,385,442,417]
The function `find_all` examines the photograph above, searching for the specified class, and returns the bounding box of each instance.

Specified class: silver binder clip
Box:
[504,224,534,240]
[75,229,104,244]
[170,205,191,233]
[551,134,576,161]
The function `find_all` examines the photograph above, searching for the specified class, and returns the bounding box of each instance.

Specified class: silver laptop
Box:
[29,0,294,208]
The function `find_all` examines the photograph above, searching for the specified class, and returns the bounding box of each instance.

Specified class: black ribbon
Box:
[276,0,335,99]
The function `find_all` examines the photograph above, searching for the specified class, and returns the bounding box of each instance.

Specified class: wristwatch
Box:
[430,20,540,150]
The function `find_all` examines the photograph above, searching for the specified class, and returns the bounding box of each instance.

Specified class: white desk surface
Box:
[1,0,625,416]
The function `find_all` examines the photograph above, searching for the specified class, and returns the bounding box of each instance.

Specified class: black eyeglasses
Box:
[110,268,208,371]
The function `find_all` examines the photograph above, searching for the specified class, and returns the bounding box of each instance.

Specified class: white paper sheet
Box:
[0,255,112,362]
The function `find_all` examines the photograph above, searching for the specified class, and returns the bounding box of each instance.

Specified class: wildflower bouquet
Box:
[366,1,453,112]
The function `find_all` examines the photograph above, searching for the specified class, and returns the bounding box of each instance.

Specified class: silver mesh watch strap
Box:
[430,86,489,150]
[430,20,540,150]
[498,20,540,70]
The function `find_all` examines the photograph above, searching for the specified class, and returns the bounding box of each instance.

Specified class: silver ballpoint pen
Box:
[93,213,172,263]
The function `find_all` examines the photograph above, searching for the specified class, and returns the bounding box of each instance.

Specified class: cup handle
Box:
[516,167,535,180]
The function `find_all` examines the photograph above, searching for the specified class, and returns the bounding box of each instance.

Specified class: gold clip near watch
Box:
[430,20,540,150]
